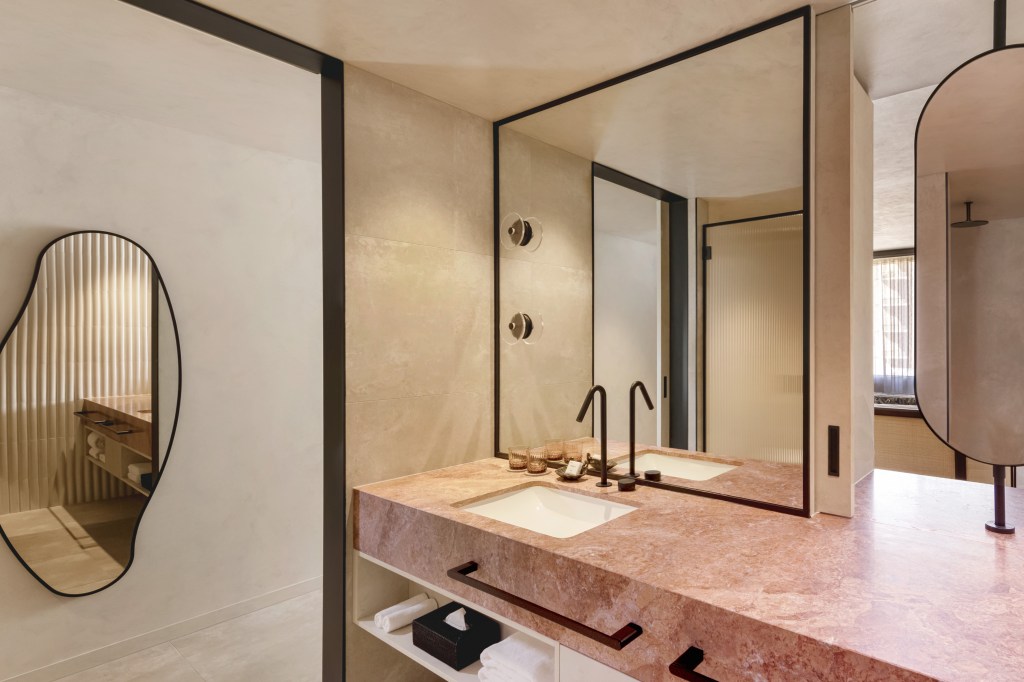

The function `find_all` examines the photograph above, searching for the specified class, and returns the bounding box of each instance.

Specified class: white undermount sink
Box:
[461,485,636,539]
[631,451,736,481]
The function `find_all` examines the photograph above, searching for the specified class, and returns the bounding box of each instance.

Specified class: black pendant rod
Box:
[995,0,1007,49]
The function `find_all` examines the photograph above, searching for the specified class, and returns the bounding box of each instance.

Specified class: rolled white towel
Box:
[88,447,101,458]
[379,598,437,633]
[480,633,554,682]
[87,432,103,448]
[373,593,428,629]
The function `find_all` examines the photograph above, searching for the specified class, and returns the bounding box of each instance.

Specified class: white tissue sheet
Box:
[444,606,469,631]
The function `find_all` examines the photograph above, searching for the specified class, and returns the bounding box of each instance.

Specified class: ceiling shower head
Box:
[951,201,988,228]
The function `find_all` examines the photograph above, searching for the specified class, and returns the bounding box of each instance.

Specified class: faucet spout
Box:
[629,381,655,478]
[576,385,612,487]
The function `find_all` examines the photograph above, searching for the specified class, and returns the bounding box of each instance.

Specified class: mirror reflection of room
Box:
[0,233,158,595]
[497,14,807,510]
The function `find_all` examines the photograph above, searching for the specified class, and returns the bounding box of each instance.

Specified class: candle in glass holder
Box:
[563,440,583,463]
[527,447,548,474]
[508,445,529,471]
[544,439,565,462]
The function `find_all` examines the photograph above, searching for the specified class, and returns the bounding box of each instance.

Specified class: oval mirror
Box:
[916,46,1024,470]
[0,232,180,595]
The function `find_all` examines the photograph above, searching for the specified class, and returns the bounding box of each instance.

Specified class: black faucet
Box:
[576,385,612,487]
[629,381,655,479]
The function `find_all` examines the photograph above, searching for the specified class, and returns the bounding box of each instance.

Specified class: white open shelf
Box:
[355,618,483,682]
[354,551,558,681]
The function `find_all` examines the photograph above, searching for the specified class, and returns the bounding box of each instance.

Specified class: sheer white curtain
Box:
[873,255,915,397]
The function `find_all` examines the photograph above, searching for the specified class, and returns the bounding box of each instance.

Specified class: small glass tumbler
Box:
[508,445,529,471]
[579,437,600,459]
[563,440,583,463]
[527,447,548,474]
[545,439,565,462]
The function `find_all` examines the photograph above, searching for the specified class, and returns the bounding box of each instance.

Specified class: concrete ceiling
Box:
[856,0,1024,250]
[872,85,933,250]
[507,18,804,200]
[853,0,1024,101]
[199,0,843,121]
[594,177,661,245]
[0,0,320,161]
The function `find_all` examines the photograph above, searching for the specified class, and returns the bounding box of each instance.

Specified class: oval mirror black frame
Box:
[915,40,1024,533]
[0,231,182,595]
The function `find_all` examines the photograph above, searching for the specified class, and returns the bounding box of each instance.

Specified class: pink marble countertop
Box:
[354,459,1023,681]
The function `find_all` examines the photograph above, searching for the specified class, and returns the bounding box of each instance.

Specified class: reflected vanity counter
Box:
[354,460,1024,681]
[599,440,803,509]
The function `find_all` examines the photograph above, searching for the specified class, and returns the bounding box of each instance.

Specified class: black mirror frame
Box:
[492,7,812,518]
[0,230,182,597]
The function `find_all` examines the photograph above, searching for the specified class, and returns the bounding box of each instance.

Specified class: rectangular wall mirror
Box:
[494,8,810,515]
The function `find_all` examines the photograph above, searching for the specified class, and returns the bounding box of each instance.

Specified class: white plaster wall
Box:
[594,232,659,444]
[0,83,322,679]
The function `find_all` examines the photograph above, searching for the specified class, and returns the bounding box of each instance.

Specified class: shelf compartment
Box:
[354,552,557,681]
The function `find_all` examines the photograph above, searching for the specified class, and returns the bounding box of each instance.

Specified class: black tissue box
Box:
[412,601,501,670]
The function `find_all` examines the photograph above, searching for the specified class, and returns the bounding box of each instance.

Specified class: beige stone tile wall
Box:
[344,65,493,681]
[498,128,593,452]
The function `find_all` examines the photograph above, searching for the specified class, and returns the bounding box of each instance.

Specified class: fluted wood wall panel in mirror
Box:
[0,231,180,595]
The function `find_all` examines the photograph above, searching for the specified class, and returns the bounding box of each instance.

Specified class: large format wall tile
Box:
[497,127,593,451]
[344,65,492,681]
[345,235,491,403]
[345,66,492,257]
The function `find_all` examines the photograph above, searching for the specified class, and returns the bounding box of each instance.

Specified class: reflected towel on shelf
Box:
[127,462,152,483]
[479,633,554,682]
[88,446,102,459]
[86,432,104,449]
[373,593,429,629]
[379,598,437,633]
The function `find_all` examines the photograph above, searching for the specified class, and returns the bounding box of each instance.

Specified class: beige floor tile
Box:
[171,590,322,682]
[0,508,62,536]
[55,643,203,682]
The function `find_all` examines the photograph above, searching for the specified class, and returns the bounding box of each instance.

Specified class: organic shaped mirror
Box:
[0,232,180,594]
[495,9,809,514]
[916,43,1024,533]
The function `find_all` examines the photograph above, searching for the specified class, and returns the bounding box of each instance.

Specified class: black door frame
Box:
[113,2,347,679]
[592,163,689,449]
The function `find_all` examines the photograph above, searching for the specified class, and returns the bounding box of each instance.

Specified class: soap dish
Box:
[555,465,587,481]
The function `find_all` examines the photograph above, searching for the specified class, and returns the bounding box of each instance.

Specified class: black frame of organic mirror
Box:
[492,6,811,517]
[0,230,182,597]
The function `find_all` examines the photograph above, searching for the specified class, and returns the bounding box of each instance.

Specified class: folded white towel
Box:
[480,633,554,682]
[373,593,428,629]
[379,598,437,633]
[479,666,534,682]
[127,462,152,477]
[479,667,527,682]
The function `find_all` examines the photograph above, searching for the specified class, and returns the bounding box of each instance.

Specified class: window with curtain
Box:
[873,254,916,400]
